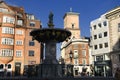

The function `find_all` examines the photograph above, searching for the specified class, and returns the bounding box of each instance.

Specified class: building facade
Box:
[90,6,120,77]
[105,6,120,76]
[0,1,41,76]
[90,14,112,77]
[61,11,90,76]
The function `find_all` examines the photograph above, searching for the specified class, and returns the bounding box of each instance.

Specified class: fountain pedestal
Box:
[43,41,58,64]
[39,41,62,78]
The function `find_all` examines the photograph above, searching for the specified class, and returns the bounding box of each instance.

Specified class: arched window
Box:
[0,64,4,69]
[8,64,11,69]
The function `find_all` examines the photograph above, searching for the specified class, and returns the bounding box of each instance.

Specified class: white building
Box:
[90,14,112,77]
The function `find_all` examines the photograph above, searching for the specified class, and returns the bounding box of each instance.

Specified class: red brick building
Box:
[0,1,41,76]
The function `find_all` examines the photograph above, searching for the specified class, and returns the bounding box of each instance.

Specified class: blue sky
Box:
[5,0,120,59]
[5,0,120,37]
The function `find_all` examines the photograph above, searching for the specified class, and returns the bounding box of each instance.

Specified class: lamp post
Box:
[69,51,73,77]
[69,51,73,64]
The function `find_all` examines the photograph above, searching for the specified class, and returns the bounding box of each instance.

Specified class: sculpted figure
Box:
[48,11,54,28]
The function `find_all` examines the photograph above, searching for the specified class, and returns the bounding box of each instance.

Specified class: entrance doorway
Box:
[96,66,104,76]
[15,62,21,76]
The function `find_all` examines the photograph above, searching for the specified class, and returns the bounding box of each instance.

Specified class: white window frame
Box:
[1,38,14,45]
[16,40,23,45]
[16,50,22,57]
[3,16,15,24]
[0,49,13,56]
[82,50,86,57]
[17,20,23,26]
[2,27,14,34]
[16,30,23,35]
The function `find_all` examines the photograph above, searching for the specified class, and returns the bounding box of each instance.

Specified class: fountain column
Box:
[43,41,58,64]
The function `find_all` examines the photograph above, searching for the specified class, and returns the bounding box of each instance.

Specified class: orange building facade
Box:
[0,1,41,76]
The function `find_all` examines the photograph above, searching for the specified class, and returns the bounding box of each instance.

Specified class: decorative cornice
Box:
[106,6,120,19]
[61,38,88,49]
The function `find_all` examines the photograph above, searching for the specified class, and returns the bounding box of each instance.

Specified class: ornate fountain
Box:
[30,12,71,78]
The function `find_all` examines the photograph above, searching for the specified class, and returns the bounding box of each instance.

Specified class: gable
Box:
[0,1,15,14]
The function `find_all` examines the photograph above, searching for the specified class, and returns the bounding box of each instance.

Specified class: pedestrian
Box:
[115,67,120,80]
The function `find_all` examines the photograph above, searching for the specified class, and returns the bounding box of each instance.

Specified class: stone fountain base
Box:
[38,41,62,78]
[38,64,63,78]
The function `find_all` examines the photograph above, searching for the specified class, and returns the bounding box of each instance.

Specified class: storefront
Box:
[94,60,112,77]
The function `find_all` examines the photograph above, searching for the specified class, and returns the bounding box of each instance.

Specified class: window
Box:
[99,44,103,49]
[1,38,14,45]
[82,44,86,48]
[74,50,78,59]
[27,14,35,20]
[82,59,86,65]
[94,45,97,50]
[7,64,11,69]
[96,55,103,61]
[82,50,86,57]
[103,21,107,26]
[17,20,23,26]
[72,23,74,29]
[3,16,15,24]
[30,22,35,27]
[74,45,78,49]
[16,40,23,45]
[99,33,102,38]
[0,64,4,69]
[16,50,22,57]
[104,32,107,37]
[2,27,14,34]
[29,50,34,56]
[93,25,96,30]
[74,59,78,65]
[118,23,120,32]
[0,49,13,57]
[16,30,23,35]
[104,43,108,48]
[94,35,97,39]
[0,8,8,12]
[98,23,101,28]
[29,41,35,46]
[17,13,23,18]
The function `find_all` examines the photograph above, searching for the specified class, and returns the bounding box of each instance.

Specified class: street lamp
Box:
[68,50,73,77]
[69,50,73,64]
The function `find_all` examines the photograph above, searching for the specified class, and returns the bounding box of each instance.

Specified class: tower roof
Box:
[63,12,80,19]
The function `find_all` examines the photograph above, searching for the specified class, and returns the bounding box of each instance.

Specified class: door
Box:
[15,62,21,76]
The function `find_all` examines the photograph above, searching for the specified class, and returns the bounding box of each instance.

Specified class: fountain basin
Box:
[30,28,71,43]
